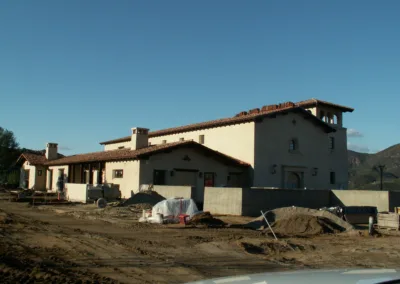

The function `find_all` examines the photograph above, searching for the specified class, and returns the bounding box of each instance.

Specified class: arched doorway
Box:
[286,172,301,189]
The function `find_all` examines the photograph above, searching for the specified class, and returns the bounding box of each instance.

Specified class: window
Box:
[204,172,215,187]
[330,172,336,184]
[153,170,166,185]
[289,139,297,151]
[118,146,125,149]
[329,137,335,150]
[162,140,167,144]
[113,170,123,178]
[199,135,205,144]
[38,170,42,176]
[179,137,184,141]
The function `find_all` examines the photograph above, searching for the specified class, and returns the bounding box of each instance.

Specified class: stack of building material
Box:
[377,212,400,230]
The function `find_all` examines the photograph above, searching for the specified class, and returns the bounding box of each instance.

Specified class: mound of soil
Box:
[245,207,354,232]
[271,214,345,237]
[122,191,165,206]
[188,212,225,226]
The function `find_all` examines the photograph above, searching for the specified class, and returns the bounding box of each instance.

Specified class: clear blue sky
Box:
[1,0,399,154]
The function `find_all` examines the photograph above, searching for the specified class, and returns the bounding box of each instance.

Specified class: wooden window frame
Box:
[113,169,124,178]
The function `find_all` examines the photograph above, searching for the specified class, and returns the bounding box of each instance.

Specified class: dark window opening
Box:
[330,172,336,185]
[199,135,205,144]
[153,170,166,185]
[289,139,297,151]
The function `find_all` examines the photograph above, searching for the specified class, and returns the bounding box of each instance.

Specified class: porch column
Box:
[71,164,75,183]
[97,162,102,184]
[88,164,93,184]
[80,164,84,183]
[46,170,52,190]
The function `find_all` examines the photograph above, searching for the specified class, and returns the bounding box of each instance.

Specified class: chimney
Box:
[46,143,58,160]
[131,127,149,150]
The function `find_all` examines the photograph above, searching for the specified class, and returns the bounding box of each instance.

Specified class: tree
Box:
[0,127,20,171]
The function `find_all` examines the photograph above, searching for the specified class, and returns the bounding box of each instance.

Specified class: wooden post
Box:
[88,164,93,185]
[71,164,75,183]
[80,164,84,183]
[98,162,101,184]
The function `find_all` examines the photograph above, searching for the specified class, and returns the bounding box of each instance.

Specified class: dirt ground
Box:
[1,199,400,284]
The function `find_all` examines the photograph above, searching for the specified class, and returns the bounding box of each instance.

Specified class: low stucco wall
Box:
[242,188,331,216]
[65,183,88,203]
[331,190,390,212]
[153,185,193,199]
[204,187,400,216]
[203,187,243,215]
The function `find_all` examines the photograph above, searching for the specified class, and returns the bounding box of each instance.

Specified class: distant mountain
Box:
[348,144,400,190]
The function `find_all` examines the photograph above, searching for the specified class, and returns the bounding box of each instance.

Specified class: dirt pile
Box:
[188,212,225,227]
[122,191,165,206]
[270,214,345,237]
[245,206,354,232]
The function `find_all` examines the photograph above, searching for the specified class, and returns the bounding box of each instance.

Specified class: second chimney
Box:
[46,143,58,160]
[131,127,149,150]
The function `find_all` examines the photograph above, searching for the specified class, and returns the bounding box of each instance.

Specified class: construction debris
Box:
[139,198,200,224]
[187,212,225,227]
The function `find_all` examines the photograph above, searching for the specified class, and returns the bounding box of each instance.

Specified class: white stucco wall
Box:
[329,127,348,189]
[48,165,69,191]
[104,141,131,151]
[139,147,246,202]
[105,160,141,199]
[254,112,348,189]
[22,161,36,189]
[65,183,88,203]
[20,162,47,190]
[148,122,256,166]
[152,185,193,199]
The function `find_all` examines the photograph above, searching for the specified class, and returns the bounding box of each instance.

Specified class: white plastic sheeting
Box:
[152,198,199,218]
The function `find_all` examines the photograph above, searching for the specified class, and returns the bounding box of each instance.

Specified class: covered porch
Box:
[47,162,106,191]
[67,162,106,185]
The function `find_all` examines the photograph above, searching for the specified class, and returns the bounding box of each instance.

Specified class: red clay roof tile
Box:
[295,98,354,112]
[17,151,65,166]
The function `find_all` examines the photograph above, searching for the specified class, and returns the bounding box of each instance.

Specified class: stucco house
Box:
[15,145,64,190]
[100,99,353,191]
[17,98,353,202]
[45,132,249,201]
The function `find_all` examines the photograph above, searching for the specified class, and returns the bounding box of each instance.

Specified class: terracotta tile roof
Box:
[45,140,250,167]
[20,152,47,165]
[17,150,65,166]
[296,98,354,112]
[100,104,336,145]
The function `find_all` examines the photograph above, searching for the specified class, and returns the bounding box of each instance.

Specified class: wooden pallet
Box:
[377,213,400,230]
